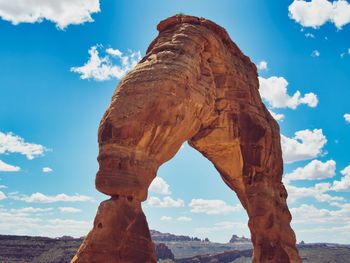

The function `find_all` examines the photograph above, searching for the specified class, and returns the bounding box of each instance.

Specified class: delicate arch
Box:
[72,15,301,263]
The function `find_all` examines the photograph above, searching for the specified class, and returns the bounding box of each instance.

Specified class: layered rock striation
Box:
[72,15,301,263]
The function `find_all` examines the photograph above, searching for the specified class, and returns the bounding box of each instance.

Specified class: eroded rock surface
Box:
[72,15,301,263]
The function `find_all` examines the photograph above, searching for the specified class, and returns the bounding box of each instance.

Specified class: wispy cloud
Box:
[0,160,20,172]
[146,196,184,208]
[189,199,242,215]
[58,207,82,213]
[9,192,92,203]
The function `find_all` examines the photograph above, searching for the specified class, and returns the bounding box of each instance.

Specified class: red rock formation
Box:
[71,15,301,263]
[154,243,175,260]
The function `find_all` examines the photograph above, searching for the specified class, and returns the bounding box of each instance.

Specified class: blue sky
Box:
[0,0,350,243]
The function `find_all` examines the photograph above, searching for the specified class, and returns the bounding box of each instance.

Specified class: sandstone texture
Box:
[72,15,301,263]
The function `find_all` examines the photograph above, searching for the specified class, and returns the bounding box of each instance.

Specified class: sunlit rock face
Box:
[72,15,301,263]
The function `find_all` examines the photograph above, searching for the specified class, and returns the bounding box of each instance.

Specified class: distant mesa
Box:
[151,230,201,242]
[229,234,251,243]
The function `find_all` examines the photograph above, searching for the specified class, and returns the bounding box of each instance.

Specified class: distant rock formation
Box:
[154,243,175,260]
[229,234,251,243]
[71,14,301,263]
[151,230,199,242]
[175,249,253,263]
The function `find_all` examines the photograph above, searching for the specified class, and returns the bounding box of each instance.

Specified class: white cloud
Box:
[177,216,192,222]
[0,185,7,189]
[0,160,20,172]
[305,32,315,38]
[0,191,6,201]
[285,159,336,181]
[0,131,47,160]
[146,196,184,208]
[257,60,268,70]
[189,199,241,215]
[71,45,141,81]
[0,0,100,29]
[311,50,320,57]
[281,129,327,163]
[0,208,91,237]
[160,216,172,221]
[268,109,285,121]
[259,76,318,109]
[332,165,350,192]
[291,203,350,224]
[10,207,53,213]
[289,0,350,29]
[9,192,92,203]
[149,177,171,195]
[344,113,350,123]
[285,181,344,204]
[58,207,82,213]
[42,167,53,173]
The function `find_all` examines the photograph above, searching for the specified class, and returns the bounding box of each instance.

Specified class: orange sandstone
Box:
[72,15,301,263]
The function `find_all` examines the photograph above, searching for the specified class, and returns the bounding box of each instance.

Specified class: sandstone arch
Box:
[72,15,301,263]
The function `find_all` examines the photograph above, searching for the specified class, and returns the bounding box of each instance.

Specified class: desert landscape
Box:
[1,231,350,262]
[0,1,349,263]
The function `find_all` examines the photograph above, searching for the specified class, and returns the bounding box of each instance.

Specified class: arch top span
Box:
[72,15,301,263]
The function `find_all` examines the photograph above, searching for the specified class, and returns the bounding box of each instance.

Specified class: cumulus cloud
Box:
[291,203,350,224]
[9,192,92,203]
[42,167,53,173]
[0,160,20,172]
[71,45,141,81]
[58,207,82,213]
[281,129,327,163]
[146,196,184,208]
[285,181,343,204]
[259,76,318,109]
[0,131,47,160]
[332,165,350,192]
[344,113,350,123]
[189,199,241,215]
[257,60,268,71]
[289,0,350,29]
[0,0,100,29]
[285,159,336,181]
[149,177,171,195]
